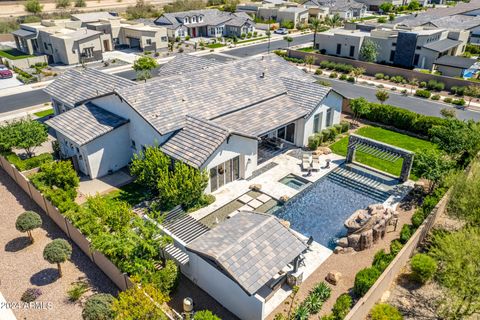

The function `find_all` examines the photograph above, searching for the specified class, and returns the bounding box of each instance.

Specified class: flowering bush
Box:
[21,288,42,302]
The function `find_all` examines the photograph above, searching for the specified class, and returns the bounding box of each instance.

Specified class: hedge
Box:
[3,152,53,171]
[414,89,431,98]
[353,267,381,297]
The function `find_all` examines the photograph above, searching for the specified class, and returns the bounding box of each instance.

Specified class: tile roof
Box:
[45,102,128,146]
[155,9,253,29]
[423,38,461,52]
[12,29,36,38]
[427,15,480,30]
[44,68,136,107]
[161,116,235,168]
[434,55,477,69]
[158,54,222,77]
[186,211,307,295]
[281,77,331,115]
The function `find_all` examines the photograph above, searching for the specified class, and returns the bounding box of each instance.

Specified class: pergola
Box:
[346,134,414,182]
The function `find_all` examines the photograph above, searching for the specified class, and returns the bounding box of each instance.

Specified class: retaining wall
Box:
[344,190,449,320]
[288,50,479,90]
[0,55,48,70]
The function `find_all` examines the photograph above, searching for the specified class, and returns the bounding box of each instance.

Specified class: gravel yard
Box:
[0,169,118,320]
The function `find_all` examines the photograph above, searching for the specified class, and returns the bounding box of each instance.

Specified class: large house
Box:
[12,13,167,65]
[303,0,367,19]
[44,54,343,193]
[315,23,469,69]
[154,9,255,39]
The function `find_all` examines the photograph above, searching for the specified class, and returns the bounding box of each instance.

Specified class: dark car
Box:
[0,64,13,79]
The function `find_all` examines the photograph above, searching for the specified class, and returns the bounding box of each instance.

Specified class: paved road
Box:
[0,89,50,114]
[326,77,480,121]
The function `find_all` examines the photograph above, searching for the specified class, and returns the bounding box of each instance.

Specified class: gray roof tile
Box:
[186,211,307,295]
[46,102,128,146]
[423,38,461,52]
[158,54,222,77]
[44,68,136,107]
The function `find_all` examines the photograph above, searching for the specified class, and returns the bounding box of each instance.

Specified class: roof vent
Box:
[260,72,265,78]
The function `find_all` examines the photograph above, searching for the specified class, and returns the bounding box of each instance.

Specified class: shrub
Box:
[370,303,403,320]
[332,294,352,319]
[354,267,381,297]
[383,75,390,80]
[319,60,330,69]
[426,79,445,92]
[148,260,180,294]
[15,211,42,243]
[43,239,72,277]
[67,281,89,302]
[431,94,440,100]
[308,135,319,150]
[21,288,42,303]
[317,80,331,87]
[312,282,331,302]
[294,304,309,320]
[4,152,53,172]
[390,239,403,256]
[415,89,431,98]
[375,73,384,79]
[347,76,355,83]
[450,86,466,96]
[339,74,347,80]
[315,69,323,75]
[82,293,115,320]
[340,120,350,133]
[329,72,338,78]
[419,81,426,88]
[194,310,221,320]
[333,124,343,134]
[411,210,425,228]
[321,129,333,141]
[372,249,394,272]
[443,97,452,103]
[399,224,413,244]
[410,253,437,283]
[452,98,466,106]
[303,292,322,314]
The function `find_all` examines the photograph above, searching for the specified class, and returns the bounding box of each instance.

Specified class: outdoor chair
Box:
[302,153,311,170]
[312,154,321,171]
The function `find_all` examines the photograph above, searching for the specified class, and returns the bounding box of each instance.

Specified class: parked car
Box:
[274,28,289,35]
[0,65,13,79]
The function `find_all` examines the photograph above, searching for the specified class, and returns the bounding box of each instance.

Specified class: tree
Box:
[43,239,72,277]
[413,149,454,192]
[440,107,456,119]
[379,2,393,13]
[310,18,321,48]
[281,19,294,29]
[112,281,169,319]
[55,0,71,8]
[82,293,115,320]
[133,56,158,81]
[284,36,293,49]
[429,228,480,319]
[464,85,480,108]
[350,97,371,125]
[359,39,379,62]
[5,118,48,158]
[32,160,80,194]
[24,0,43,14]
[74,0,86,7]
[324,14,341,27]
[194,310,221,320]
[129,146,170,193]
[222,0,238,13]
[305,55,315,72]
[15,211,42,243]
[407,0,420,10]
[375,89,390,104]
[351,67,365,82]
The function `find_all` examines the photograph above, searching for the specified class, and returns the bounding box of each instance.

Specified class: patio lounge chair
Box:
[312,154,321,171]
[302,153,311,170]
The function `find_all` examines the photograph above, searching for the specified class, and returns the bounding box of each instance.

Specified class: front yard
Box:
[0,48,34,60]
[330,125,438,179]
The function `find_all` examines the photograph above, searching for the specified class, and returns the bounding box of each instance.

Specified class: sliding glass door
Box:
[210,156,240,192]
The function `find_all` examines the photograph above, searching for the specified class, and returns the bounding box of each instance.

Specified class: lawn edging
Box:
[344,190,450,320]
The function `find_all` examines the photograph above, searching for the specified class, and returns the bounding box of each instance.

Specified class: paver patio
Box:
[0,169,118,320]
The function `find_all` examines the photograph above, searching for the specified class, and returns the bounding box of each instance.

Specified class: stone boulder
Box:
[249,184,262,191]
[334,246,344,254]
[279,195,289,204]
[359,229,373,250]
[337,237,349,248]
[347,234,361,250]
[318,147,332,155]
[326,271,342,285]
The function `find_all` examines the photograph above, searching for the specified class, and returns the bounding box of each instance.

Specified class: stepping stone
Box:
[257,193,271,203]
[238,194,254,204]
[248,199,263,209]
[238,204,254,212]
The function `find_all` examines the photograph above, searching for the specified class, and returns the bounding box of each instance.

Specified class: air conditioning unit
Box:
[287,270,303,287]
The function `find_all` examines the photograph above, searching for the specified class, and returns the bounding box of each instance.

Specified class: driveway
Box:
[0,73,23,90]
[0,169,117,320]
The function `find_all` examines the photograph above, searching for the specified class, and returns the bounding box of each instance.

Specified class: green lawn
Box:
[298,47,317,53]
[34,108,54,118]
[0,49,34,60]
[206,43,225,49]
[330,126,438,179]
[102,182,151,207]
[237,36,268,44]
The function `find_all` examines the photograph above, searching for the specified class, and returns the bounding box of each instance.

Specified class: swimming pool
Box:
[271,166,392,249]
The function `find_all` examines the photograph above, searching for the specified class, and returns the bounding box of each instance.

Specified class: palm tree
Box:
[325,14,341,28]
[310,18,321,49]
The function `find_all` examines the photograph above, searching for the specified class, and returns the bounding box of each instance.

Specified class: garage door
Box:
[129,37,140,48]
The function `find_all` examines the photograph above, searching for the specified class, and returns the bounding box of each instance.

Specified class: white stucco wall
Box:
[186,252,265,320]
[202,134,258,193]
[83,123,132,178]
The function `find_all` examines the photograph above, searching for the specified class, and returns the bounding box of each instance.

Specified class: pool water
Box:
[271,170,391,249]
[279,174,311,190]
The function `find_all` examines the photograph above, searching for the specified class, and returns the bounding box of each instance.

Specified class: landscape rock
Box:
[347,234,361,250]
[318,147,332,155]
[334,246,344,254]
[337,237,349,248]
[343,247,354,253]
[326,271,342,285]
[359,229,373,250]
[279,195,289,204]
[249,184,262,191]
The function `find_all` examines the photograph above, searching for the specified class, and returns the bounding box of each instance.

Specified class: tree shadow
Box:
[30,268,59,286]
[396,273,422,291]
[5,236,32,252]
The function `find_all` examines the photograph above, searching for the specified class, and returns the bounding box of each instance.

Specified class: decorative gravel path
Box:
[0,169,118,320]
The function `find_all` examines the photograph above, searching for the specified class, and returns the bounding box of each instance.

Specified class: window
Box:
[349,45,355,57]
[146,39,152,45]
[161,36,167,41]
[192,16,197,23]
[184,17,189,24]
[83,47,94,58]
[392,42,396,47]
[389,50,395,61]
[413,53,420,65]
[277,126,286,140]
[44,42,48,50]
[286,123,295,143]
[336,43,341,55]
[131,140,136,149]
[326,108,333,126]
[199,16,203,22]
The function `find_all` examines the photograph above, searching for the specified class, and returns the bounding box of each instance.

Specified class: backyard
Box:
[0,48,34,60]
[330,125,438,179]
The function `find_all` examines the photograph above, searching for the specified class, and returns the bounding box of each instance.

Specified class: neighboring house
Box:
[183,211,308,320]
[44,54,343,192]
[315,24,469,69]
[303,0,367,19]
[433,55,478,78]
[154,9,255,39]
[12,14,167,65]
[257,6,309,27]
